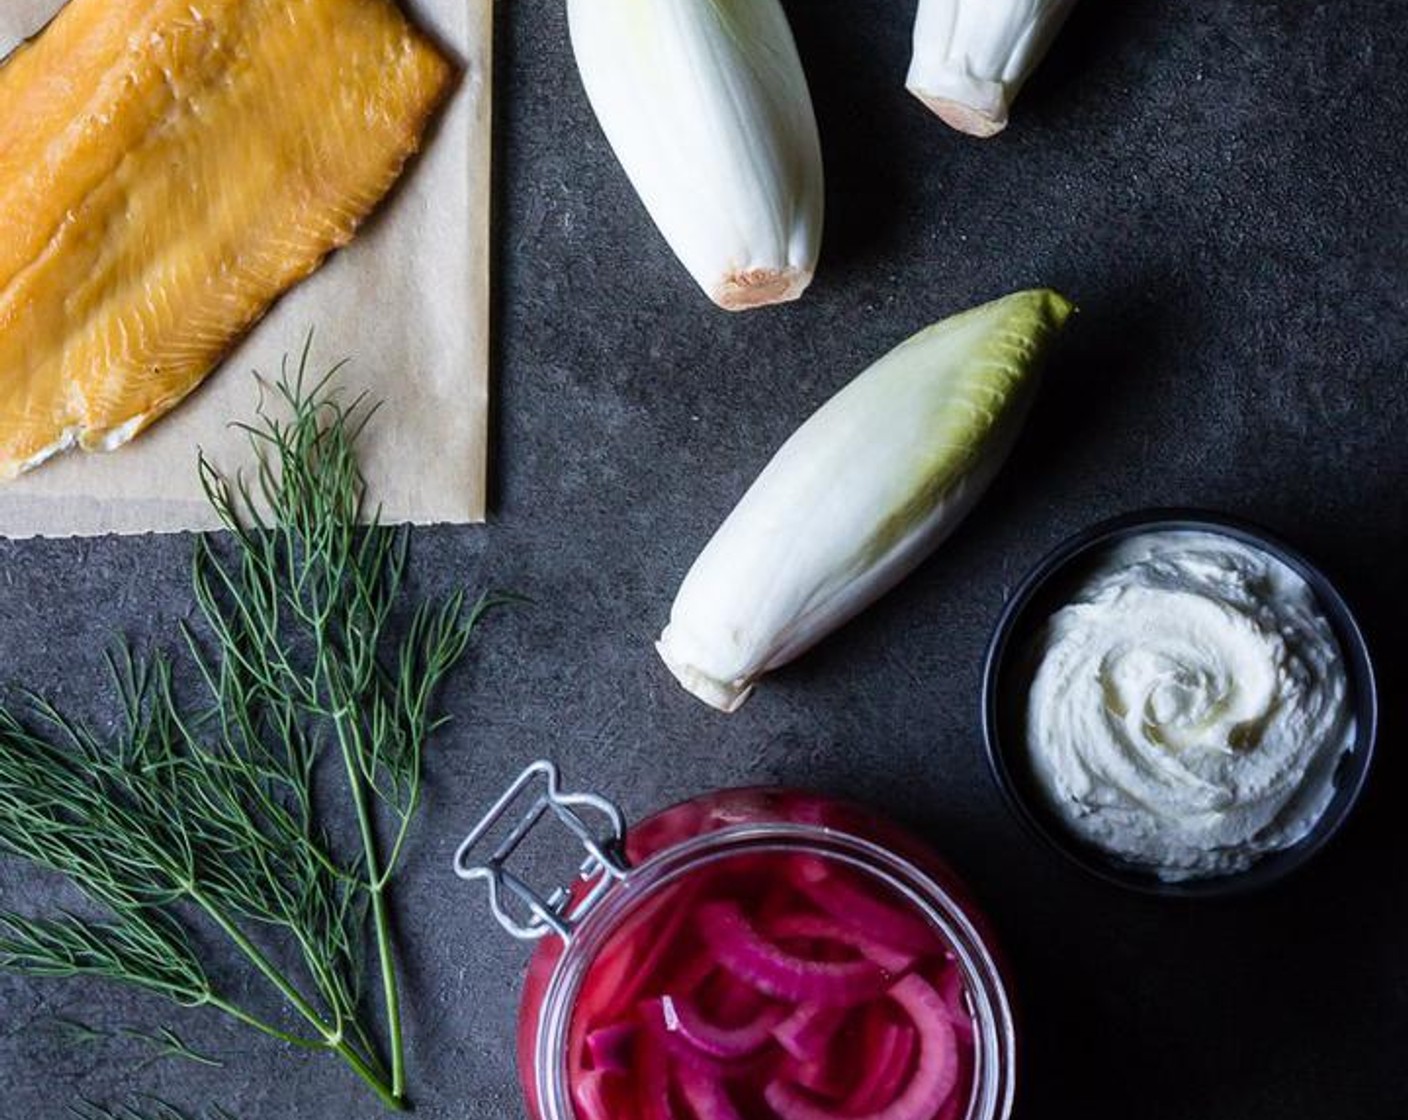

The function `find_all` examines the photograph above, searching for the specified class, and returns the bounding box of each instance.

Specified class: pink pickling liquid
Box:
[517,790,1002,1120]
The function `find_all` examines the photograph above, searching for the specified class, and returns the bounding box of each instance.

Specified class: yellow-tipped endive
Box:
[566,0,824,311]
[657,290,1075,712]
[907,0,1078,137]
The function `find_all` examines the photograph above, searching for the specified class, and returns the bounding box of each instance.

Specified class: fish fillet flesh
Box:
[0,0,454,478]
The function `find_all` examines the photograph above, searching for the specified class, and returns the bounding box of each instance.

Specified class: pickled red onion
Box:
[935,1083,967,1120]
[654,994,788,1059]
[764,974,959,1120]
[768,912,918,974]
[637,1025,677,1120]
[585,1021,637,1072]
[568,853,979,1120]
[698,901,885,1006]
[843,1021,917,1113]
[791,869,937,957]
[705,970,769,1022]
[771,1002,848,1061]
[934,963,975,1043]
[676,1061,746,1120]
[787,1055,848,1100]
[604,881,706,1017]
[573,1071,620,1120]
[663,951,717,997]
[583,886,689,1026]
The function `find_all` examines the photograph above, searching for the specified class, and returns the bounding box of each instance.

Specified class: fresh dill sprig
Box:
[49,1019,223,1070]
[0,342,497,1110]
[124,1027,224,1071]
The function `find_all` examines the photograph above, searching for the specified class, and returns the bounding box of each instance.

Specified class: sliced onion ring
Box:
[764,974,959,1120]
[699,900,885,1007]
[768,911,918,975]
[655,993,787,1059]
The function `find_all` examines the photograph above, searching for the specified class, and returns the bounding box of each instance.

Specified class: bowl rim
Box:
[980,507,1379,899]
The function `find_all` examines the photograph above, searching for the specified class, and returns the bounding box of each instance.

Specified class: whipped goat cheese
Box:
[1025,530,1354,881]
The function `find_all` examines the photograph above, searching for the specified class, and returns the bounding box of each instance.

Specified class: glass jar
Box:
[455,763,1016,1120]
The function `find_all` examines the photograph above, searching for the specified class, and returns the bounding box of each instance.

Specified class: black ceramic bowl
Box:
[981,509,1378,898]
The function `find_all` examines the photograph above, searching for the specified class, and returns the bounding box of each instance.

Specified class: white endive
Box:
[657,289,1075,712]
[907,0,1078,137]
[567,0,823,311]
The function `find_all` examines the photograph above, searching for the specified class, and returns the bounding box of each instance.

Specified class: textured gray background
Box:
[2,1,1406,1117]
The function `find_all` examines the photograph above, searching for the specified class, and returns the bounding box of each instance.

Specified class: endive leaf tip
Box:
[1035,287,1077,322]
[987,287,1075,331]
[921,288,1074,349]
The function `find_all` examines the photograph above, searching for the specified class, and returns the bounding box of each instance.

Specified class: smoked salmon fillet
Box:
[0,0,454,478]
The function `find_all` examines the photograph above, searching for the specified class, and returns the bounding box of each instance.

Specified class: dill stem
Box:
[201,898,403,1111]
[332,713,406,1103]
[205,995,323,1050]
[369,886,404,1102]
[192,889,331,1038]
[330,1036,406,1113]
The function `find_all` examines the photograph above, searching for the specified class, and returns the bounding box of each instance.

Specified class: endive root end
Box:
[655,634,753,713]
[909,89,1008,138]
[712,267,813,312]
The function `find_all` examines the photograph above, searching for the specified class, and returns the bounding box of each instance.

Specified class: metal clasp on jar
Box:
[453,760,630,943]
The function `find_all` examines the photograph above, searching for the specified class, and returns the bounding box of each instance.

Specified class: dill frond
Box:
[0,345,498,1109]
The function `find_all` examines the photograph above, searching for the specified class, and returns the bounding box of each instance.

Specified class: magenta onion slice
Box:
[934,964,975,1043]
[764,974,959,1120]
[791,869,937,958]
[637,1022,678,1120]
[772,1002,849,1062]
[787,1054,848,1101]
[934,1084,967,1120]
[585,1020,637,1072]
[585,887,688,1027]
[573,1071,620,1120]
[640,1000,770,1079]
[663,951,718,998]
[842,1021,917,1113]
[675,1061,746,1120]
[768,912,918,975]
[607,880,709,1018]
[698,901,885,1006]
[655,993,788,1059]
[705,970,769,1024]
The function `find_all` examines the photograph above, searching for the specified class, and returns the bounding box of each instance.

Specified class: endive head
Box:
[657,289,1075,712]
[907,0,1079,137]
[567,0,824,311]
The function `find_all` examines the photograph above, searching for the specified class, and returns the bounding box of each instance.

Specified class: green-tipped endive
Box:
[566,0,824,311]
[907,0,1078,137]
[657,289,1075,712]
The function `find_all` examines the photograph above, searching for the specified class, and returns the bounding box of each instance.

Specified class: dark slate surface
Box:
[2,1,1406,1117]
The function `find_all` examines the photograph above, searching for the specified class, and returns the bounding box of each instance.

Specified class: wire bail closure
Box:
[452,760,629,943]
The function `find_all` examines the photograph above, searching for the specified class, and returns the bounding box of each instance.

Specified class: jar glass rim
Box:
[533,821,1017,1120]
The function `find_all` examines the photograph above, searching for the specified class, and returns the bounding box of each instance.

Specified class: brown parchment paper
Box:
[0,0,491,538]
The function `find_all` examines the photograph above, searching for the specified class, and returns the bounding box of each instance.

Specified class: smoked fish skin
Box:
[0,0,455,478]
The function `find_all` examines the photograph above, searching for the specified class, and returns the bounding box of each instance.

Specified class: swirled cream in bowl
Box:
[983,513,1377,894]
